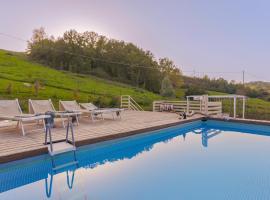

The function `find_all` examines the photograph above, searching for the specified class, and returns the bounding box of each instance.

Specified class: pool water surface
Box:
[1,120,270,199]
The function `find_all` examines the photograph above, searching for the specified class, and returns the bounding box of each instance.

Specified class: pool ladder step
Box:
[48,142,76,156]
[52,161,79,171]
[45,119,79,171]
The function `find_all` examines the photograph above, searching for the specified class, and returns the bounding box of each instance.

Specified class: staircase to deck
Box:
[121,95,144,111]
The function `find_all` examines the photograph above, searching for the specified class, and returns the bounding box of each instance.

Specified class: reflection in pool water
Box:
[1,120,270,199]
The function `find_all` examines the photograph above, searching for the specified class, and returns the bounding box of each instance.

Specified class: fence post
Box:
[186,97,190,113]
[202,95,208,115]
[242,97,245,119]
[128,96,130,110]
[233,96,236,118]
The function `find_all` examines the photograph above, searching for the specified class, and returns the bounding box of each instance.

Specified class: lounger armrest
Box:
[0,115,17,120]
[14,114,51,121]
[54,111,82,117]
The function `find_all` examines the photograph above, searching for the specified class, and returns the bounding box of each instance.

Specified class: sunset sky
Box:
[1,0,270,82]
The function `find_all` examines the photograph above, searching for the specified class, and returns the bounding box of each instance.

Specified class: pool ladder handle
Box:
[45,169,76,198]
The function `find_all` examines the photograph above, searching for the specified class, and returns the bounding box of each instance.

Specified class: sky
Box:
[1,0,270,82]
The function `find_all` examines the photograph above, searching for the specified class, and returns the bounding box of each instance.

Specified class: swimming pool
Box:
[1,119,270,199]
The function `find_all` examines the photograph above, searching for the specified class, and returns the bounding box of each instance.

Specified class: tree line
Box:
[27,27,182,95]
[27,28,269,100]
[183,76,270,100]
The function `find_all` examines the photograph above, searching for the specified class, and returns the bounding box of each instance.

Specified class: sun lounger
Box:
[79,102,124,120]
[59,100,91,124]
[0,99,49,136]
[29,99,79,128]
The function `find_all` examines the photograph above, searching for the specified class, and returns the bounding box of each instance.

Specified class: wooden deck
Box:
[0,111,203,163]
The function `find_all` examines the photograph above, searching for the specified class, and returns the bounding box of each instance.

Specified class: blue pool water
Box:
[1,120,270,199]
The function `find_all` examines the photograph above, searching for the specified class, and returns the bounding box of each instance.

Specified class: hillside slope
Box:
[0,50,163,110]
[247,81,270,91]
[1,49,270,120]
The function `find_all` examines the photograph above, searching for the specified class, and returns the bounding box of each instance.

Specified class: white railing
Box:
[153,100,188,112]
[205,102,222,115]
[121,95,144,111]
[153,100,222,116]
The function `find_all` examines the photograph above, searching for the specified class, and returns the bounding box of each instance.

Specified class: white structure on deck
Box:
[187,95,246,119]
[153,97,222,116]
[121,95,144,111]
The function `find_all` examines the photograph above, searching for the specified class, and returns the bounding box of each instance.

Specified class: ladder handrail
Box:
[45,115,79,171]
[121,95,144,111]
[129,96,144,111]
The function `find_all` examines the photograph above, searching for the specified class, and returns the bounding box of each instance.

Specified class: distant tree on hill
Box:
[160,76,175,97]
[185,85,205,97]
[33,80,40,96]
[159,57,183,89]
[6,83,12,94]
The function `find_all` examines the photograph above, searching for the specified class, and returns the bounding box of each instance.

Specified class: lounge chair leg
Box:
[76,115,79,126]
[20,121,26,136]
[45,124,48,144]
[16,121,19,129]
[61,116,66,128]
[42,119,46,133]
[90,113,95,122]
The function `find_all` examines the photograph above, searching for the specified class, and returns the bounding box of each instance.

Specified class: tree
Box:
[27,28,178,94]
[160,76,175,97]
[6,83,12,94]
[34,80,40,96]
[185,86,205,97]
[29,27,47,43]
[159,57,183,88]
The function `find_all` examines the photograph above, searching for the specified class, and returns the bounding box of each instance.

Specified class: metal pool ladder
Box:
[45,117,79,171]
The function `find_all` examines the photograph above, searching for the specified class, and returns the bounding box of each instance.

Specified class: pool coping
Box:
[209,117,270,126]
[0,117,203,164]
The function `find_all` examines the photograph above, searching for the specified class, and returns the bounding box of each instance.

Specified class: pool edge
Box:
[209,117,270,126]
[0,117,203,164]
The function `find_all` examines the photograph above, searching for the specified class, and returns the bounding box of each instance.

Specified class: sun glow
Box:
[49,22,113,39]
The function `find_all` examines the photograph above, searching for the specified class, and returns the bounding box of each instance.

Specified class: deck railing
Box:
[121,95,144,111]
[153,100,222,116]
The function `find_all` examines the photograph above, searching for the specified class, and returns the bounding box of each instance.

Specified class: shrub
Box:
[185,86,205,97]
[34,80,40,96]
[6,83,12,94]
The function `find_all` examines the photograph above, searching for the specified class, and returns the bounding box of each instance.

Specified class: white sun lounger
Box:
[79,102,124,121]
[59,100,91,124]
[28,99,77,128]
[0,99,49,136]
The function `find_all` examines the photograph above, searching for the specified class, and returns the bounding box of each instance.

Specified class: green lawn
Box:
[0,49,163,111]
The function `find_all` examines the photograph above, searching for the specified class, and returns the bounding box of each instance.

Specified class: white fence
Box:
[153,100,222,116]
[206,102,223,115]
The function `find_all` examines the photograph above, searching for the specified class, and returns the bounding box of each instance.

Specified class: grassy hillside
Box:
[0,49,164,111]
[1,49,270,120]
